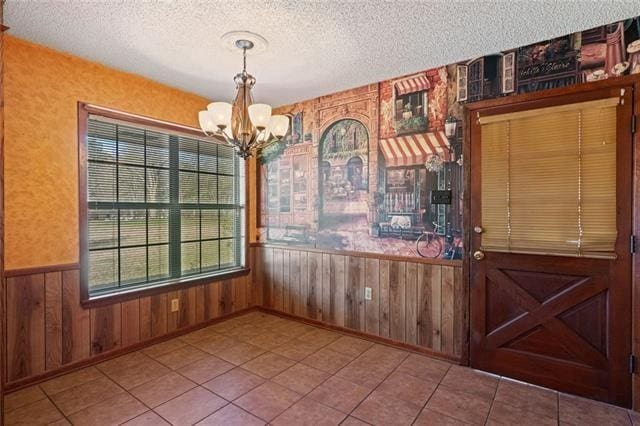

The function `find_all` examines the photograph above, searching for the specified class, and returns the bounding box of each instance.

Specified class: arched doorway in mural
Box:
[318,119,369,231]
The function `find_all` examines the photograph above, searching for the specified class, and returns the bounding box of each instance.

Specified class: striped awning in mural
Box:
[379,131,451,167]
[394,74,431,95]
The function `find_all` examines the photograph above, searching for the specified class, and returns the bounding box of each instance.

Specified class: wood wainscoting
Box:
[252,244,467,362]
[4,253,260,389]
[3,245,466,389]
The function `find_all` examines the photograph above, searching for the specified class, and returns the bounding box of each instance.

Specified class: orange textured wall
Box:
[4,36,209,269]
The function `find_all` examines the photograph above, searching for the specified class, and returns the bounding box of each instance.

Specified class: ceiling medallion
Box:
[198,32,287,160]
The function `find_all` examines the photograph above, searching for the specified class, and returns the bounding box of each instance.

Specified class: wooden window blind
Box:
[87,115,245,295]
[479,97,619,258]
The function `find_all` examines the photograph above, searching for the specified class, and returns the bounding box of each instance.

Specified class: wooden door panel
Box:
[479,257,609,368]
[469,83,633,407]
[472,250,627,404]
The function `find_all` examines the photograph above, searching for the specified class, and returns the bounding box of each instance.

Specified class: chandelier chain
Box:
[243,47,247,73]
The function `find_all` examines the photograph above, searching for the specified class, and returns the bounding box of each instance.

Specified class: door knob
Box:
[473,250,485,261]
[474,226,483,234]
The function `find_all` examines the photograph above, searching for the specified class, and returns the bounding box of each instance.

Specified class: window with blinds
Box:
[87,116,245,295]
[479,97,618,258]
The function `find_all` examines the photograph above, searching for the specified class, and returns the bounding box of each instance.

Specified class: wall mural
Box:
[258,15,640,260]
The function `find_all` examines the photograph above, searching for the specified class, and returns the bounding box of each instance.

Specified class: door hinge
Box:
[630,354,637,374]
[632,115,637,134]
[631,235,636,254]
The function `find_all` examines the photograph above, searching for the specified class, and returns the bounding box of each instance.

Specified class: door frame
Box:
[462,74,640,408]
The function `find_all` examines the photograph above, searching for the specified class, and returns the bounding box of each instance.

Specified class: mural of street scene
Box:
[258,16,640,260]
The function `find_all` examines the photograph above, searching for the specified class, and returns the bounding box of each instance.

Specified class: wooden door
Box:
[469,84,634,407]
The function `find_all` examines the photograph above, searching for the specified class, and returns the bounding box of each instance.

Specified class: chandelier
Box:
[198,38,289,159]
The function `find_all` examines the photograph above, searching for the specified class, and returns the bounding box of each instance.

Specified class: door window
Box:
[479,97,618,258]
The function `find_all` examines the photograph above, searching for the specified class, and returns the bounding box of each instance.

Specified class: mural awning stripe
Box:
[387,138,406,166]
[397,136,415,165]
[395,74,431,96]
[379,137,396,166]
[380,130,450,167]
[421,133,438,156]
[407,135,425,164]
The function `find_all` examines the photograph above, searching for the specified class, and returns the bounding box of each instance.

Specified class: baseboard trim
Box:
[5,306,259,393]
[257,306,463,365]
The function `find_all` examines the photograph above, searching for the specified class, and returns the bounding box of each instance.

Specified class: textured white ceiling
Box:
[5,1,640,106]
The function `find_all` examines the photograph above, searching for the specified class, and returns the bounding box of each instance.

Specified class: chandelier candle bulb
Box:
[207,102,233,129]
[248,103,272,130]
[269,115,289,138]
[198,110,217,133]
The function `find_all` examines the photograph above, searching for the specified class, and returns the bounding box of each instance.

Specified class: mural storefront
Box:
[317,119,370,247]
[258,15,640,260]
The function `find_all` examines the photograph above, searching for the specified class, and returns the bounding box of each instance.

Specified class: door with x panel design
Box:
[469,84,633,407]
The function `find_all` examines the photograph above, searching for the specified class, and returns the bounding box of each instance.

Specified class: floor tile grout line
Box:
[4,369,109,416]
[408,359,453,425]
[1,388,47,415]
[39,382,72,425]
[102,361,172,424]
[487,378,561,424]
[96,350,178,393]
[202,369,267,404]
[482,373,501,426]
[55,373,146,425]
[425,368,506,424]
[265,351,355,418]
[45,372,126,419]
[149,344,212,372]
[228,402,269,425]
[344,348,412,423]
[148,384,232,425]
[133,371,201,409]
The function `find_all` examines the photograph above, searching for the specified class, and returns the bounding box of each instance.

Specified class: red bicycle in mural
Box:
[416,222,462,259]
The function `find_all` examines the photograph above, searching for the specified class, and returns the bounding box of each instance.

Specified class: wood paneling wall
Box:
[4,253,259,386]
[4,245,465,387]
[254,245,466,361]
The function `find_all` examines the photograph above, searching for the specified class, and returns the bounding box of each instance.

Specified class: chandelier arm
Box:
[202,130,219,139]
[258,135,282,150]
[213,129,238,149]
[202,129,236,148]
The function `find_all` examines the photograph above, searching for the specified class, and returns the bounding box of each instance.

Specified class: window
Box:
[266,161,279,211]
[456,65,468,102]
[502,52,516,94]
[279,158,291,213]
[479,97,618,258]
[468,58,484,102]
[82,106,246,299]
[292,155,308,211]
[394,91,428,135]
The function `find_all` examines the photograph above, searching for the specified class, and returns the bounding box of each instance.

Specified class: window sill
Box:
[81,267,251,309]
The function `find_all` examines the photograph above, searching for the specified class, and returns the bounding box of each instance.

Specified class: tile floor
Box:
[4,311,640,425]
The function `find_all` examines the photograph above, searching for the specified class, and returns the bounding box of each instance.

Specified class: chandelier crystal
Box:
[198,38,288,159]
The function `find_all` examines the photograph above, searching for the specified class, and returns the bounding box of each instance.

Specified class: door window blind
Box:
[87,116,245,295]
[479,97,618,258]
